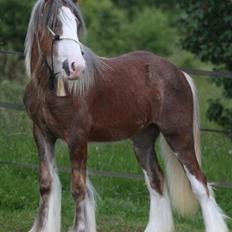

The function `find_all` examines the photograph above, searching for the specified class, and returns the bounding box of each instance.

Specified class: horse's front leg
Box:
[29,124,61,232]
[68,135,96,232]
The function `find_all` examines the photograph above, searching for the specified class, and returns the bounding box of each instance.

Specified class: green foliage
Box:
[179,1,232,66]
[112,0,157,18]
[0,0,33,50]
[207,99,232,133]
[112,0,177,16]
[124,7,176,56]
[82,1,176,56]
[0,0,33,81]
[179,0,232,135]
[81,0,128,56]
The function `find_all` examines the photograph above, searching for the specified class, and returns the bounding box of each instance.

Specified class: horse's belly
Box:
[88,120,148,142]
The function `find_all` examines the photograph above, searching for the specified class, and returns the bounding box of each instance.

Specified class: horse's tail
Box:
[160,72,201,217]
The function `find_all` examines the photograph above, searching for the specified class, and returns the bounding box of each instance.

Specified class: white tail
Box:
[160,72,201,217]
[183,72,201,166]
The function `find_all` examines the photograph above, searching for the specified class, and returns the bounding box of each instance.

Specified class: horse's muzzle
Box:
[62,59,85,80]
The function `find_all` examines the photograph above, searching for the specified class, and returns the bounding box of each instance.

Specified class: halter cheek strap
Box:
[44,26,83,91]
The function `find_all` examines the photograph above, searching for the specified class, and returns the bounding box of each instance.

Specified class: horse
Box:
[24,0,229,232]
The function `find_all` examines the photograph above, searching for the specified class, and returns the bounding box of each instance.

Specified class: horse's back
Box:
[103,50,187,92]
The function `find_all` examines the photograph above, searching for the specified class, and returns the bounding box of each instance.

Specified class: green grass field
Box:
[0,77,232,232]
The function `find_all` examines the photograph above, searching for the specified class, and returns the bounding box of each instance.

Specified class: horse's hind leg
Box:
[133,125,174,232]
[162,130,228,232]
[29,124,61,232]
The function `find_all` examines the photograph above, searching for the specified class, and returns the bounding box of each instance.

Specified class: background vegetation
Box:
[0,0,231,231]
[179,0,232,136]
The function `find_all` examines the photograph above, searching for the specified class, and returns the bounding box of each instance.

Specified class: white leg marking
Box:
[185,168,229,232]
[29,166,61,232]
[144,171,174,232]
[46,167,61,232]
[84,178,96,232]
[70,178,96,232]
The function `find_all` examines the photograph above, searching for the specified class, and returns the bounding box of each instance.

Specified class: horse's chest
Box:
[25,97,74,137]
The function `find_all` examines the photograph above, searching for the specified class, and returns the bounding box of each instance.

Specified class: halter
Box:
[44,26,83,90]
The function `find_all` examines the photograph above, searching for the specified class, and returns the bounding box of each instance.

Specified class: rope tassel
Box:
[56,77,66,97]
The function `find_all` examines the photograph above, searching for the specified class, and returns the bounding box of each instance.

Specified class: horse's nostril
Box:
[71,62,76,71]
[62,59,70,76]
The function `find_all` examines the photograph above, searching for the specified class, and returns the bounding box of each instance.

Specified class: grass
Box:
[0,76,232,232]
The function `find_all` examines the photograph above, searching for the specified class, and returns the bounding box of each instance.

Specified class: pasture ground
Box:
[0,77,232,231]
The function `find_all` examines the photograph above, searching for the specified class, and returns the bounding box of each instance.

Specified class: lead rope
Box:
[43,35,60,91]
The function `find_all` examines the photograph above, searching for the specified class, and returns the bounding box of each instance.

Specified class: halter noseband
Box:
[44,26,83,91]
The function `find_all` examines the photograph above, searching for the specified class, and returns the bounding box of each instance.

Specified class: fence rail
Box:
[0,102,25,111]
[0,160,232,189]
[0,50,24,57]
[181,68,232,79]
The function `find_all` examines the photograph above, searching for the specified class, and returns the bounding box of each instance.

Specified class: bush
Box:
[179,0,232,136]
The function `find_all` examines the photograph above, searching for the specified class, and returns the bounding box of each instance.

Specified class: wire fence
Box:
[1,49,232,189]
[0,50,24,57]
[0,160,232,189]
[181,68,232,79]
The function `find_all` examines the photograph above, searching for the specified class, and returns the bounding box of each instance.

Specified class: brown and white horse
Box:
[24,0,229,231]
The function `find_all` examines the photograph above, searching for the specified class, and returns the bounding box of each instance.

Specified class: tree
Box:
[124,7,176,56]
[112,0,177,17]
[82,0,177,56]
[81,0,128,56]
[179,0,232,135]
[0,0,33,50]
[0,0,35,81]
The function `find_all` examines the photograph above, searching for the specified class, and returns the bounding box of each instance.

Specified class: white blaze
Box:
[54,6,86,77]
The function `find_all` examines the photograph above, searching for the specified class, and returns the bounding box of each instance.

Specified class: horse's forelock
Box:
[30,0,85,37]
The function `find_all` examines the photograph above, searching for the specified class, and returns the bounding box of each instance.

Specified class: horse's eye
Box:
[81,51,84,56]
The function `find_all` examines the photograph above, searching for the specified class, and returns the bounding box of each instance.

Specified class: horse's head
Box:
[27,0,86,81]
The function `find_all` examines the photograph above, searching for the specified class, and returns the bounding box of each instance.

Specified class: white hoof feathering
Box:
[144,171,175,232]
[29,167,61,232]
[70,178,96,232]
[185,169,229,232]
[84,178,96,232]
